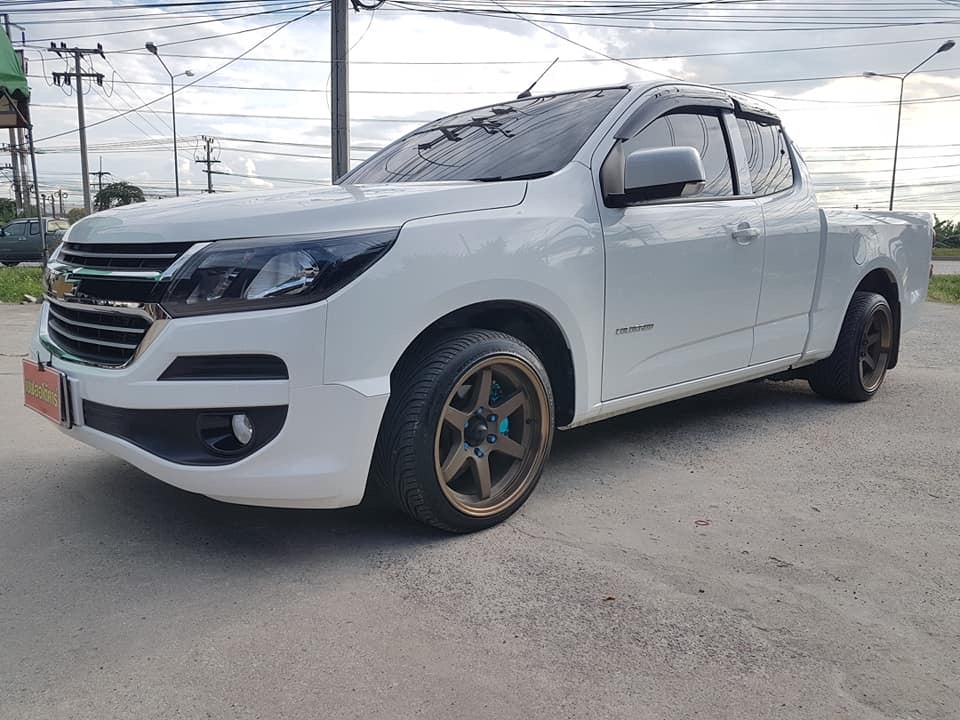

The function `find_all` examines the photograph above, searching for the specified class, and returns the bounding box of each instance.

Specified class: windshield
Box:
[342,87,628,184]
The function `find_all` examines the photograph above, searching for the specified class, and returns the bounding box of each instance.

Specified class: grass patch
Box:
[933,247,960,258]
[0,266,43,303]
[929,275,960,304]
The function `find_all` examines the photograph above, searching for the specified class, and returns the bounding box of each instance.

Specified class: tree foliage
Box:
[67,207,89,224]
[0,198,16,225]
[94,181,146,211]
[934,216,960,248]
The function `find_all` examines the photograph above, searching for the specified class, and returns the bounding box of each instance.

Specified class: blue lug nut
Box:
[474,448,484,458]
[487,434,497,444]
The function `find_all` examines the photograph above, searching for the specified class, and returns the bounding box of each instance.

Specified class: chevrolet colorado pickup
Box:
[24,82,934,532]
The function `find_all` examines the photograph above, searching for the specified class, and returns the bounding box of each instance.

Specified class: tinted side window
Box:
[624,112,734,198]
[737,118,794,196]
[29,221,40,235]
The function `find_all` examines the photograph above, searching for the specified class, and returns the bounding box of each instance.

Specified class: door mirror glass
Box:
[623,146,706,202]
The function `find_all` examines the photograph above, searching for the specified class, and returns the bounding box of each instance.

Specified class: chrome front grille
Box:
[46,301,152,366]
[41,239,203,367]
[60,241,195,272]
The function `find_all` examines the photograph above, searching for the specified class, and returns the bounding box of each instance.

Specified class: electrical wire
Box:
[33,5,325,143]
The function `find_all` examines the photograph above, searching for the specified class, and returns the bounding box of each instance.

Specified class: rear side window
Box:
[736,118,794,196]
[28,221,40,235]
[624,112,735,198]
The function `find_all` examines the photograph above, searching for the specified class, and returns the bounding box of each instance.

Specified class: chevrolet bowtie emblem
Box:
[46,268,79,301]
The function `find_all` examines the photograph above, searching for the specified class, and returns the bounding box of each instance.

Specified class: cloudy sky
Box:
[5,0,960,218]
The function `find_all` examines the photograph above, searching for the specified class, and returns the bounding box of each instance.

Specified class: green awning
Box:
[0,30,28,99]
[0,30,30,128]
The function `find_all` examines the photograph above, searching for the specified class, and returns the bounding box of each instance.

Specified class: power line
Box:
[30,102,424,123]
[23,70,960,105]
[94,33,960,65]
[33,5,325,143]
[25,2,322,42]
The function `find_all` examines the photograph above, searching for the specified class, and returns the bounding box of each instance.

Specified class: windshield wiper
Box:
[469,171,553,182]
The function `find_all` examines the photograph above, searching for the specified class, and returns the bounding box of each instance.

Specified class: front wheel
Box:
[371,329,554,533]
[807,291,894,402]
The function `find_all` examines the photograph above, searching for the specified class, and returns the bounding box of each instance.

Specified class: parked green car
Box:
[0,219,69,265]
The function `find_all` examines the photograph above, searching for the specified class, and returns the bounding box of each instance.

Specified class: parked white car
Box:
[26,82,933,532]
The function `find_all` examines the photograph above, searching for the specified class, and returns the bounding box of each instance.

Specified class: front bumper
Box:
[31,301,389,508]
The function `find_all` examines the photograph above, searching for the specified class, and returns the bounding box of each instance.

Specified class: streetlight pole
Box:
[146,42,192,198]
[864,40,955,211]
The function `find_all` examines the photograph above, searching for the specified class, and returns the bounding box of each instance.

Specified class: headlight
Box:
[161,228,398,317]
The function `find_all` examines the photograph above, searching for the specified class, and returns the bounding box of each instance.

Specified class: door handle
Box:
[731,225,760,245]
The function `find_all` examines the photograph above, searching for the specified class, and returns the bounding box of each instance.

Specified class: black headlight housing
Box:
[161,228,398,317]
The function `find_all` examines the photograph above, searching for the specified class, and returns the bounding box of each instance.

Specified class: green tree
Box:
[66,207,89,224]
[934,216,960,248]
[0,198,15,224]
[94,181,145,211]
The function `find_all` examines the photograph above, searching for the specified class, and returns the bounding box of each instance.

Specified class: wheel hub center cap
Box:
[464,417,489,447]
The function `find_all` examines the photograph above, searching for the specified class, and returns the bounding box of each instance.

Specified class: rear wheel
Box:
[808,291,894,402]
[371,330,554,533]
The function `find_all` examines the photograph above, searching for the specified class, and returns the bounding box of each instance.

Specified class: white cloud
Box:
[9,0,960,218]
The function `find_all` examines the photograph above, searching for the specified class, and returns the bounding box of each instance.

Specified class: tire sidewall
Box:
[410,335,555,531]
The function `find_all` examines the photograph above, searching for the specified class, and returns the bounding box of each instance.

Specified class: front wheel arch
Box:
[389,300,576,428]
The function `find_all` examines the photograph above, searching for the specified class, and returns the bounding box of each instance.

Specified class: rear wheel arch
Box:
[390,300,576,427]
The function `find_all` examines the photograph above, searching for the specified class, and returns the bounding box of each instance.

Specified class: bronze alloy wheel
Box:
[808,291,896,402]
[433,356,551,518]
[859,303,893,393]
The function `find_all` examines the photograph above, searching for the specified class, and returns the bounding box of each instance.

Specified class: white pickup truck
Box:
[26,82,933,532]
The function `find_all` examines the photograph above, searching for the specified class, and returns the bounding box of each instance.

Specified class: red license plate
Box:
[23,359,68,425]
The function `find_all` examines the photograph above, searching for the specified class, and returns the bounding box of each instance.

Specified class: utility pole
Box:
[6,138,22,213]
[48,42,105,213]
[2,18,27,213]
[331,0,349,183]
[89,156,111,200]
[2,150,21,212]
[54,188,68,216]
[195,136,220,193]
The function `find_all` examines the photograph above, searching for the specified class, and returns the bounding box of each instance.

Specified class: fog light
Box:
[231,413,254,445]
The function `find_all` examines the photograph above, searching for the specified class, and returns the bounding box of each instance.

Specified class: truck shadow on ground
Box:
[57,378,833,563]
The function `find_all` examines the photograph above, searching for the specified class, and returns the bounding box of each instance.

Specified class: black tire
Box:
[807,291,894,402]
[371,329,555,533]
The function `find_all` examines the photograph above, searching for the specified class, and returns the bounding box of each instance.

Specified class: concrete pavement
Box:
[1,302,958,719]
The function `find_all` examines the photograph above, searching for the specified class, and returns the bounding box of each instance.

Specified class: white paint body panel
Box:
[599,197,764,399]
[30,82,933,508]
[750,168,822,365]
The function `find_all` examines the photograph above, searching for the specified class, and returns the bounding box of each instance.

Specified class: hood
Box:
[66,181,527,245]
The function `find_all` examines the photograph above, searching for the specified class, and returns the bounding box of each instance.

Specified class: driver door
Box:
[598,109,764,401]
[0,222,25,263]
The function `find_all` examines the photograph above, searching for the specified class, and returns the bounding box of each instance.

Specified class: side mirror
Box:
[622,146,706,204]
